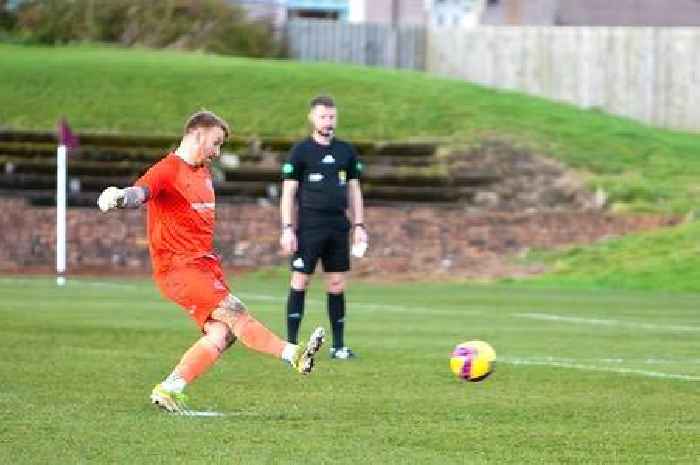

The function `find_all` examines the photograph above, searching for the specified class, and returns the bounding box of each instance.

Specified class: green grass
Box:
[507,218,700,293]
[1,275,698,464]
[2,43,700,211]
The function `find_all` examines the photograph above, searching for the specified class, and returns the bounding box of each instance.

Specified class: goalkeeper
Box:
[98,110,324,414]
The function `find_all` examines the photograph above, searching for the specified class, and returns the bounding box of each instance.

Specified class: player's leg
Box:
[151,321,234,413]
[211,294,325,374]
[151,261,236,413]
[212,294,286,357]
[286,228,322,344]
[322,228,355,360]
[168,321,233,389]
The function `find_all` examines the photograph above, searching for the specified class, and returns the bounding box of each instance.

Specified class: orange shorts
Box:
[155,256,230,328]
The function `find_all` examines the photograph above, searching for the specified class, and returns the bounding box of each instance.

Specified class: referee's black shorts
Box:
[291,225,350,274]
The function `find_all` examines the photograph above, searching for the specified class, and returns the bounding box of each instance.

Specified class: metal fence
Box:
[285,19,426,70]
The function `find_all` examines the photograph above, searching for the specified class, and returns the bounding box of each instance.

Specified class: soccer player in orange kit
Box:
[97,110,325,414]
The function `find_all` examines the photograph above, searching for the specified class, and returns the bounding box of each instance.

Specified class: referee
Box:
[279,95,368,360]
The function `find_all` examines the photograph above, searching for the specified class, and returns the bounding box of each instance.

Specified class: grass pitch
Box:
[1,274,697,464]
[515,218,700,293]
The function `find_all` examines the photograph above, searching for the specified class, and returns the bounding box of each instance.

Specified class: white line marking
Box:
[501,357,700,381]
[0,278,143,290]
[237,293,482,315]
[513,312,700,332]
[237,293,280,302]
[501,356,700,365]
[182,411,226,417]
[0,280,473,315]
[78,280,140,289]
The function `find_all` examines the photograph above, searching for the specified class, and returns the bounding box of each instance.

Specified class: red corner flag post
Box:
[56,119,79,287]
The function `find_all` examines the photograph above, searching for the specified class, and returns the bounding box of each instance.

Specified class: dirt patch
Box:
[441,139,602,212]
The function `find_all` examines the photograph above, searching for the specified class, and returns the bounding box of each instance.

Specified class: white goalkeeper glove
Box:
[97,186,125,212]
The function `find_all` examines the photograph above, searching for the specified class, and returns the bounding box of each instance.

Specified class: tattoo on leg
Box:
[223,331,236,350]
[211,294,249,330]
[203,320,236,352]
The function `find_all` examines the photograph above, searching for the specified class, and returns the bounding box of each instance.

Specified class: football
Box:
[450,340,496,382]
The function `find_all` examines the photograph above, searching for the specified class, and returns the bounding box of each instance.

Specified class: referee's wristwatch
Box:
[353,223,366,230]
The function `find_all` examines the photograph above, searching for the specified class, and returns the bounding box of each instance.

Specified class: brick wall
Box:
[0,198,678,277]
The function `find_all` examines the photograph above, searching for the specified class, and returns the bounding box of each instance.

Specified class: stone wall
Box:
[0,198,678,278]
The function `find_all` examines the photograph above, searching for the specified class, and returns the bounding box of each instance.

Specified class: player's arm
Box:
[279,179,299,254]
[97,186,149,212]
[98,157,172,213]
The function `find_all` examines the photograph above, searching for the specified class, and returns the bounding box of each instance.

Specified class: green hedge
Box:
[8,0,281,57]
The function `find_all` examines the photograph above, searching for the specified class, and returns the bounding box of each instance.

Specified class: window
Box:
[288,9,340,20]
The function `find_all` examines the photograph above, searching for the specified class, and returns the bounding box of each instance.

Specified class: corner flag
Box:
[55,119,79,286]
[58,118,79,150]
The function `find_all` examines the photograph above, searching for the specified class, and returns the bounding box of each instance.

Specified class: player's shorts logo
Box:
[309,173,324,182]
[293,258,305,269]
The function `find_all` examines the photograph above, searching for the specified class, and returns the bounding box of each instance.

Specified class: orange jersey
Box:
[136,153,217,275]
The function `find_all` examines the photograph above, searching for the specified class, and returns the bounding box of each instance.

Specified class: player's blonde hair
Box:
[184,110,230,139]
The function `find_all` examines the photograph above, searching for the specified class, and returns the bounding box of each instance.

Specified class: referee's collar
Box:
[310,135,334,147]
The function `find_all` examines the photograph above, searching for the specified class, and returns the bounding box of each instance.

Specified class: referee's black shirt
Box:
[282,137,363,230]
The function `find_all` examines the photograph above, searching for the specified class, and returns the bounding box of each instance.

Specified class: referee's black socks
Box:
[286,289,306,344]
[327,292,346,349]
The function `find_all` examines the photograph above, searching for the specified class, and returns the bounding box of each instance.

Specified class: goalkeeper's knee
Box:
[203,320,235,353]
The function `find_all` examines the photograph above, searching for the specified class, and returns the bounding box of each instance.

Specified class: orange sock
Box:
[231,313,286,358]
[175,337,221,384]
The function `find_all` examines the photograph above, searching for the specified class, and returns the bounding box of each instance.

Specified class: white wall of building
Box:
[427,0,484,28]
[348,0,427,25]
[348,0,366,22]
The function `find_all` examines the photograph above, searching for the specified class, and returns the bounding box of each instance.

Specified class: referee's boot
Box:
[329,346,356,360]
